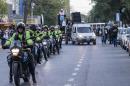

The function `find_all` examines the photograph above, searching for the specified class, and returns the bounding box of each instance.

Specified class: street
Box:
[0,38,130,86]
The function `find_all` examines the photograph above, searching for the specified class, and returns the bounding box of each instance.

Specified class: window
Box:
[77,27,91,33]
[73,27,76,33]
[127,29,130,34]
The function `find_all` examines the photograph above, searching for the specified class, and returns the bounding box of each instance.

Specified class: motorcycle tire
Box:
[56,45,60,54]
[47,51,50,57]
[23,66,30,82]
[52,46,55,54]
[13,63,20,86]
[43,52,48,61]
[23,77,29,82]
[65,38,68,45]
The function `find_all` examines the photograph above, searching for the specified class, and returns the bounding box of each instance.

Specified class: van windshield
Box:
[77,27,91,33]
[127,29,130,34]
[118,29,126,34]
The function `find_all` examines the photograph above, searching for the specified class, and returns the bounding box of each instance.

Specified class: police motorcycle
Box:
[55,37,60,54]
[50,35,60,54]
[56,35,62,49]
[33,35,48,64]
[59,36,62,48]
[33,40,42,64]
[42,38,51,58]
[7,40,32,86]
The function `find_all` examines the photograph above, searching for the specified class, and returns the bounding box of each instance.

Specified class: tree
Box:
[33,0,68,25]
[88,0,129,23]
[0,0,7,19]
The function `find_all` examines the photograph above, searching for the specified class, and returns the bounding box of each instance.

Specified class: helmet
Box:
[37,26,41,31]
[17,22,25,31]
[55,25,59,29]
[44,25,48,28]
[43,25,48,29]
[30,24,36,31]
[50,26,55,30]
[17,22,25,27]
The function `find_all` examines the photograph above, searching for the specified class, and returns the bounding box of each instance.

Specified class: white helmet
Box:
[17,22,25,27]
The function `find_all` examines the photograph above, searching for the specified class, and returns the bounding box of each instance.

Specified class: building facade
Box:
[7,0,24,16]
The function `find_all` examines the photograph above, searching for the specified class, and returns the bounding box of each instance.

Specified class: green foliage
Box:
[33,0,68,25]
[88,0,130,23]
[0,0,7,19]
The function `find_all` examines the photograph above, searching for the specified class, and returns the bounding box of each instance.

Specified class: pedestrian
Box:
[108,27,113,44]
[1,29,10,49]
[101,27,108,44]
[111,24,118,47]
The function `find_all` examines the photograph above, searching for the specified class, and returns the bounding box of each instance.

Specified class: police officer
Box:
[4,22,37,83]
[55,25,62,48]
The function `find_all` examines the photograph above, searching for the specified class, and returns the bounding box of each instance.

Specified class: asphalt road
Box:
[0,38,130,86]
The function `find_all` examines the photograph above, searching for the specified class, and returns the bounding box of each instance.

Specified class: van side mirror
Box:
[73,27,76,33]
[74,30,76,33]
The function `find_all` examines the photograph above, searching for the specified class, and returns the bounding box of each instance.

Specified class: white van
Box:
[71,23,96,45]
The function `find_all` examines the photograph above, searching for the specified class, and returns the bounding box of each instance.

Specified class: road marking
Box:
[64,56,86,86]
[68,78,75,82]
[74,68,80,71]
[72,72,77,76]
[78,61,82,64]
[77,64,81,67]
[64,84,72,86]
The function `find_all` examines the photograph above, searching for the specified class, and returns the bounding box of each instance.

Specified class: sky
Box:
[70,0,93,15]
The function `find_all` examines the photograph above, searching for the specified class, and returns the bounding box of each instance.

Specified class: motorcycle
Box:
[58,36,62,49]
[42,39,50,58]
[33,42,40,64]
[7,40,31,86]
[35,42,46,63]
[50,37,60,54]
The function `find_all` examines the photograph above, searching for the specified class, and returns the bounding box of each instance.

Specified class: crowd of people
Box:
[2,22,63,85]
[100,24,118,47]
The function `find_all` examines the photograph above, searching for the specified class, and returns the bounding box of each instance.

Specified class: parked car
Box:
[71,23,96,45]
[121,27,130,50]
[117,27,126,44]
[126,35,130,55]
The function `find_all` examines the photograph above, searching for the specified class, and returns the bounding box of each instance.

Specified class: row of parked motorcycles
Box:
[7,36,62,86]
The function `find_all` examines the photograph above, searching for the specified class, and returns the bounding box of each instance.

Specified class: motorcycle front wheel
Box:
[13,63,20,86]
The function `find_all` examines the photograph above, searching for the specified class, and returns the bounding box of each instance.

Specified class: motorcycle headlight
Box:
[43,42,47,45]
[11,48,20,56]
